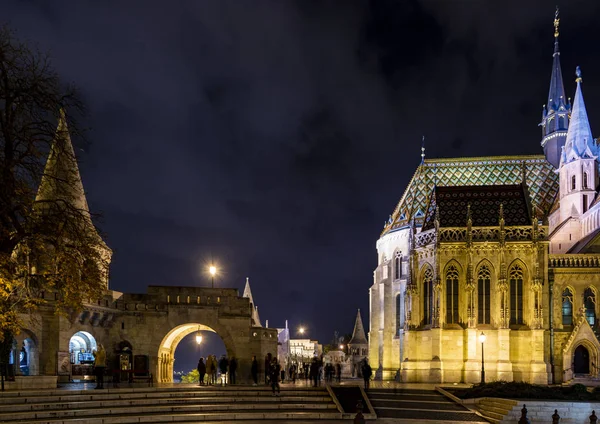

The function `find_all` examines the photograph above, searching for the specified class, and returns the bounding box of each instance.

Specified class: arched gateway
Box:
[20,284,276,386]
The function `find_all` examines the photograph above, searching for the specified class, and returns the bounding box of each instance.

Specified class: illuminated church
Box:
[369,12,600,384]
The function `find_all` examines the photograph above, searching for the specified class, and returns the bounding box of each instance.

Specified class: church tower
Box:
[549,67,598,253]
[541,8,571,169]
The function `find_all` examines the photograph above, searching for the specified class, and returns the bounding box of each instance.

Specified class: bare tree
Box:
[0,26,109,365]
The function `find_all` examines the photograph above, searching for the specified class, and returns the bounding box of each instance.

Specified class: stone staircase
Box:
[0,385,342,423]
[366,388,488,422]
[473,397,518,424]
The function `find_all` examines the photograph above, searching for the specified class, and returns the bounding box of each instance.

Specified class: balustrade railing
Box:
[415,225,548,247]
[549,254,600,268]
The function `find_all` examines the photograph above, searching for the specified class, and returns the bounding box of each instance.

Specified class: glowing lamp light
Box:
[339,344,344,350]
[479,332,487,344]
[196,334,203,345]
[209,266,217,276]
[298,327,305,335]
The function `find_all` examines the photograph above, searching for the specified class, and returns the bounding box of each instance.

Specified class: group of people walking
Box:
[196,355,237,385]
[195,353,373,392]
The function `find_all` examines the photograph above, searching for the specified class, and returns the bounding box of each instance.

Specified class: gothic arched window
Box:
[571,175,576,190]
[583,172,589,189]
[584,288,596,326]
[446,265,459,324]
[562,288,573,325]
[395,293,402,335]
[423,267,434,326]
[509,265,524,325]
[394,252,402,280]
[477,265,491,325]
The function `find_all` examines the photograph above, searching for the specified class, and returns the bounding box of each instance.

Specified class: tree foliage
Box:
[180,369,200,384]
[0,26,108,355]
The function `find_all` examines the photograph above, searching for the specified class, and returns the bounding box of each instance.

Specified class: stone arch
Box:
[420,264,434,326]
[13,328,39,376]
[560,285,576,327]
[583,286,597,326]
[564,339,599,380]
[475,260,494,326]
[507,260,528,326]
[156,323,235,383]
[443,261,461,325]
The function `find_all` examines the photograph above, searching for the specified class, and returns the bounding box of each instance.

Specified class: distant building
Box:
[289,339,322,362]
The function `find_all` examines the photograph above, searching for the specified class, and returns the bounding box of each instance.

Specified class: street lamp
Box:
[298,327,305,336]
[196,330,203,345]
[339,344,344,350]
[209,265,217,288]
[479,332,486,384]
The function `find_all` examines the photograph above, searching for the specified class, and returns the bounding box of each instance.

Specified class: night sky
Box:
[5,1,600,370]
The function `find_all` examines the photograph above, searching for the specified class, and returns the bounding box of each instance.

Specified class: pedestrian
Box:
[290,363,296,383]
[229,357,237,385]
[197,357,206,386]
[207,355,215,385]
[92,344,106,389]
[270,359,281,395]
[264,353,272,385]
[219,355,229,385]
[251,355,259,386]
[336,363,341,383]
[310,357,319,387]
[361,359,372,390]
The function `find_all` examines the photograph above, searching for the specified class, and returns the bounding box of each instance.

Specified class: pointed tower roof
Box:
[35,109,90,213]
[243,277,254,304]
[561,67,595,165]
[348,309,368,345]
[243,277,262,327]
[547,8,566,113]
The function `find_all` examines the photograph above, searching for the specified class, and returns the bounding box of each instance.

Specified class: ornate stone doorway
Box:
[574,345,590,375]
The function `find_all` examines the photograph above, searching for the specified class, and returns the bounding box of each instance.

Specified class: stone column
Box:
[463,328,480,383]
[496,329,513,381]
[529,329,549,384]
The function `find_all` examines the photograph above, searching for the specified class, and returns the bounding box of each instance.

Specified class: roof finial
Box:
[420,136,425,164]
[554,6,560,38]
[576,65,582,83]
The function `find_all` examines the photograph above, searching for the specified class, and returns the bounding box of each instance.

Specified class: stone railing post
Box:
[354,400,365,424]
[591,410,598,424]
[518,404,529,424]
[552,409,560,424]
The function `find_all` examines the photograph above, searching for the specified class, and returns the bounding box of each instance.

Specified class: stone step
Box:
[0,395,336,413]
[0,388,329,405]
[0,401,340,422]
[20,410,344,424]
[367,392,448,402]
[476,402,513,415]
[475,405,506,421]
[370,398,465,411]
[478,397,517,408]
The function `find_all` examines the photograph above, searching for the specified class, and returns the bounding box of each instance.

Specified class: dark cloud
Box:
[5,0,600,370]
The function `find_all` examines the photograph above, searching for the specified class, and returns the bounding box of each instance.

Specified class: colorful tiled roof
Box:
[421,184,531,231]
[382,155,559,236]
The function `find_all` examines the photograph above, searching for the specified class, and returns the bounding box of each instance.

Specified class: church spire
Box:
[348,309,368,345]
[561,67,595,165]
[541,7,570,169]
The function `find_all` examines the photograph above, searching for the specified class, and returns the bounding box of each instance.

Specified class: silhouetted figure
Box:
[361,359,372,390]
[265,353,272,385]
[219,356,229,385]
[270,359,281,395]
[251,356,258,386]
[93,344,106,390]
[336,363,341,383]
[197,357,206,385]
[310,358,319,387]
[229,357,237,384]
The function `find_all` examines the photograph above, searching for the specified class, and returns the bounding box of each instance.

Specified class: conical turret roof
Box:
[561,67,595,165]
[349,309,368,345]
[35,109,90,213]
[243,277,262,327]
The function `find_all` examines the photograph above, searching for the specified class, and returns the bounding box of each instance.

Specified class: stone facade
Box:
[369,13,600,385]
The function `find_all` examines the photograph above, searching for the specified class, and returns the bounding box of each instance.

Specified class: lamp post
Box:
[479,332,486,384]
[209,265,217,289]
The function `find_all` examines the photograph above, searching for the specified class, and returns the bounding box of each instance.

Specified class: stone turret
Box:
[34,109,112,286]
[348,309,368,377]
